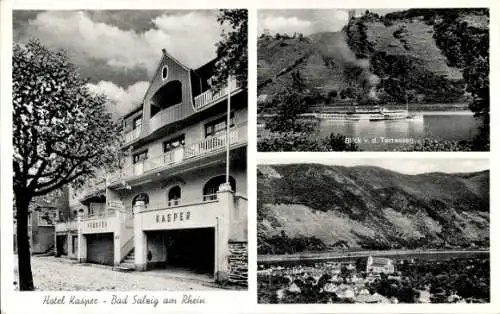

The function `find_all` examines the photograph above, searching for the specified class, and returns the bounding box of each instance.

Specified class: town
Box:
[257,255,489,304]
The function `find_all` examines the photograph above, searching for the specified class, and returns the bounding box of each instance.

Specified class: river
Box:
[317,111,481,151]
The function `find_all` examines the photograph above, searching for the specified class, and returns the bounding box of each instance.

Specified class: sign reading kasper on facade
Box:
[141,201,220,230]
[156,211,191,223]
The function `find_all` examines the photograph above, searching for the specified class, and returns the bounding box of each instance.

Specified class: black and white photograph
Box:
[257,158,490,303]
[12,9,248,291]
[257,8,490,152]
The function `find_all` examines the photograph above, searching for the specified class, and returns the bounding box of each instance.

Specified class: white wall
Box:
[117,164,246,212]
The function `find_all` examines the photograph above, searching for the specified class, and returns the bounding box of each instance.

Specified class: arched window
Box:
[132,193,149,207]
[168,186,181,207]
[203,175,236,201]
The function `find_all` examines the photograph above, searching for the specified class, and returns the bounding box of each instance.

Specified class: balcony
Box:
[194,79,241,110]
[123,128,141,145]
[149,102,186,135]
[108,122,247,185]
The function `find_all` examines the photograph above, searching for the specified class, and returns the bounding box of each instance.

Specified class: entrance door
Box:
[56,235,68,256]
[86,233,114,265]
[72,235,78,255]
[145,228,215,276]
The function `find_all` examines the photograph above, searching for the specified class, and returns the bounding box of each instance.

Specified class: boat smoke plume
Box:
[318,32,380,101]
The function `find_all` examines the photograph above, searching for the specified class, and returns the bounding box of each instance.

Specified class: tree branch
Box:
[33,169,87,196]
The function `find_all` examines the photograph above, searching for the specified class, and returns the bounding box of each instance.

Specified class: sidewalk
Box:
[13,256,222,291]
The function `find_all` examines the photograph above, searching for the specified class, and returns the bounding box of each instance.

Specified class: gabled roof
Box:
[140,49,192,105]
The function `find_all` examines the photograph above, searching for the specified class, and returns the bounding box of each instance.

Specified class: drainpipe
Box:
[226,75,231,185]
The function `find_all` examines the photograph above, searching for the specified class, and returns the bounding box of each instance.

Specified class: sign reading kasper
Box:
[142,201,219,230]
[155,211,190,223]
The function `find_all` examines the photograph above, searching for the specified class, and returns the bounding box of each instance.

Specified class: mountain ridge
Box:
[258,164,489,254]
[258,9,488,109]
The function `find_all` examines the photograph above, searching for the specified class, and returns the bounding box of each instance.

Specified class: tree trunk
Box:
[16,195,34,291]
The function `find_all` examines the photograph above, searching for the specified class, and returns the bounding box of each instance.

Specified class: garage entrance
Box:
[86,233,114,265]
[146,227,215,276]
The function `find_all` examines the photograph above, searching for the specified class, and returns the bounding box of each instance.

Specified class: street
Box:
[14,256,220,291]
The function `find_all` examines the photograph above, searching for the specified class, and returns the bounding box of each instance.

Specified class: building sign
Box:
[80,217,116,234]
[156,211,190,223]
[142,201,220,231]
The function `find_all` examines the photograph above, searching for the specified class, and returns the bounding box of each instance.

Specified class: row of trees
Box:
[13,9,247,291]
[258,231,327,255]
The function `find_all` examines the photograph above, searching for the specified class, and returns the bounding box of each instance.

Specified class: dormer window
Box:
[162,66,168,80]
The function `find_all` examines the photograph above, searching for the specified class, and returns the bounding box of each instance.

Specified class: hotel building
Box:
[55,49,248,284]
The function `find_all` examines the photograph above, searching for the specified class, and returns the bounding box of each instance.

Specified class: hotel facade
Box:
[55,49,248,285]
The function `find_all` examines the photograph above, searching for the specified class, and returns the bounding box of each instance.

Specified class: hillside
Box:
[257,9,488,109]
[257,164,489,254]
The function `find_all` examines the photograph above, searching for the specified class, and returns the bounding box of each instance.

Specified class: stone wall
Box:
[228,241,247,287]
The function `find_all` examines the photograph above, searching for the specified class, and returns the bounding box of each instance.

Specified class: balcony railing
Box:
[55,219,78,232]
[146,194,217,212]
[123,127,141,145]
[194,79,240,110]
[108,123,247,185]
[82,209,116,220]
[149,102,185,134]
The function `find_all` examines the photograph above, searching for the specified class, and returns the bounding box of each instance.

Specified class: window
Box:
[163,135,185,152]
[162,66,168,80]
[133,116,142,130]
[168,186,181,206]
[133,150,148,164]
[132,193,149,207]
[205,113,235,138]
[203,175,236,201]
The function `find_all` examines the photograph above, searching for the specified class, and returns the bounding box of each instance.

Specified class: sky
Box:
[257,9,398,36]
[13,10,223,118]
[259,158,489,175]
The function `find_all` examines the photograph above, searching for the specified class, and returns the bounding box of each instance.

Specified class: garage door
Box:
[86,233,114,265]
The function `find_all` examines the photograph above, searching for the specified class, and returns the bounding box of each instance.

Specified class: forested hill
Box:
[257,9,488,107]
[257,164,489,254]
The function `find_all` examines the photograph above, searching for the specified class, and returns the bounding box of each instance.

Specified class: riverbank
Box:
[258,249,489,264]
